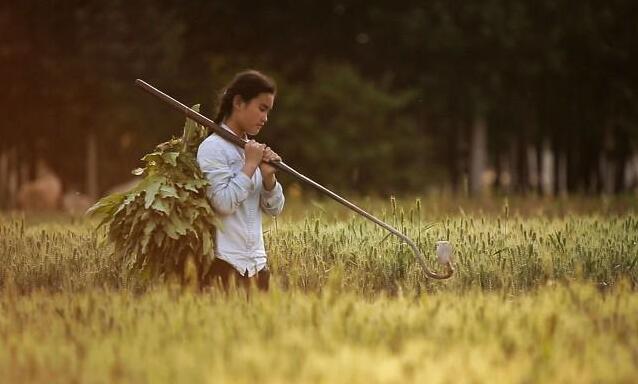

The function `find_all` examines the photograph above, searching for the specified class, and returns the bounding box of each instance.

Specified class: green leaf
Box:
[181,178,208,193]
[192,198,211,210]
[159,184,179,199]
[151,198,171,215]
[162,152,179,167]
[144,177,164,209]
[181,205,197,223]
[86,192,126,222]
[168,213,190,236]
[141,152,161,163]
[182,183,198,193]
[110,191,138,218]
[163,222,180,240]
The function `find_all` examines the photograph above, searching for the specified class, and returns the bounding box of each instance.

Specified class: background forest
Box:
[1,1,637,209]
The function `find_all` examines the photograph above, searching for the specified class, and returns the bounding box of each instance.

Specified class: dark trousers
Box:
[203,258,270,292]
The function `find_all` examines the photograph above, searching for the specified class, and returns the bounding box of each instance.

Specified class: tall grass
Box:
[1,197,637,383]
[2,198,636,294]
[1,283,636,383]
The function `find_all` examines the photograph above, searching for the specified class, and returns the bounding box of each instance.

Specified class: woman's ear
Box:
[232,94,245,111]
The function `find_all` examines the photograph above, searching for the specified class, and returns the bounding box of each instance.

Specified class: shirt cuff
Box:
[261,181,282,199]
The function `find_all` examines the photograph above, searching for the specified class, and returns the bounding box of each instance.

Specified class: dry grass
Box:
[1,196,637,383]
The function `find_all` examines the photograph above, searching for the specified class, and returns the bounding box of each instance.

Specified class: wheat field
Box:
[1,197,637,383]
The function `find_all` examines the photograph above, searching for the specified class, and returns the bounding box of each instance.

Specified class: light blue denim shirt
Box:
[196,124,285,277]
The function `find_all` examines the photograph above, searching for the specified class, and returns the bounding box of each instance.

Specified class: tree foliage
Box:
[265,63,432,193]
[2,0,637,195]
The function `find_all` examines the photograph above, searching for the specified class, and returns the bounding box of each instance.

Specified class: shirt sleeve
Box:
[197,140,254,216]
[260,180,285,217]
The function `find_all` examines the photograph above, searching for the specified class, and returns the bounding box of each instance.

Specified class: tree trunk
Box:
[447,121,462,194]
[599,126,615,195]
[614,125,631,193]
[589,167,599,194]
[20,158,30,188]
[557,151,568,197]
[624,153,638,191]
[599,155,614,194]
[87,130,98,199]
[0,148,7,209]
[526,145,539,194]
[495,151,511,194]
[493,152,502,193]
[469,112,487,197]
[515,135,529,194]
[540,138,554,196]
[8,147,19,209]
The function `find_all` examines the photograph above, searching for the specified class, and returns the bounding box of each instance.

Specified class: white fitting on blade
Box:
[435,241,454,265]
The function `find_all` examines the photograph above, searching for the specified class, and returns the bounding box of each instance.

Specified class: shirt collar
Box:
[220,122,247,140]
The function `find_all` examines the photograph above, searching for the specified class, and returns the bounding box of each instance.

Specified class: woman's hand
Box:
[260,147,281,190]
[242,140,266,178]
[245,140,266,167]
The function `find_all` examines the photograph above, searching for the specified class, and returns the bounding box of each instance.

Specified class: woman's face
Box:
[233,92,274,136]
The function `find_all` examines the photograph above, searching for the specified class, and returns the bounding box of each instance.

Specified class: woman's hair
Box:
[214,70,276,124]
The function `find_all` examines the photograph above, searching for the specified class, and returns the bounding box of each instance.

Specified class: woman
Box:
[197,70,285,292]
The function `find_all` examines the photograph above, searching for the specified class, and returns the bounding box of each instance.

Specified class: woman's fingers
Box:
[250,143,281,163]
[262,147,281,162]
[245,141,266,165]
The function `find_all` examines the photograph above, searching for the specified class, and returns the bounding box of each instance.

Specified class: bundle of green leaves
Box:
[88,106,219,286]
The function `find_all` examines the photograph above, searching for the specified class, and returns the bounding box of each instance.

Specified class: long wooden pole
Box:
[135,79,453,280]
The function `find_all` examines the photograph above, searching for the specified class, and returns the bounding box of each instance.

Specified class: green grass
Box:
[1,197,637,383]
[2,283,637,383]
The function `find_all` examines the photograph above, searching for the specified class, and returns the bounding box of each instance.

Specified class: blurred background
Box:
[1,1,637,212]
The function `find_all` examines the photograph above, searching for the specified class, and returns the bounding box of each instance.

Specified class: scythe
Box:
[135,79,453,280]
